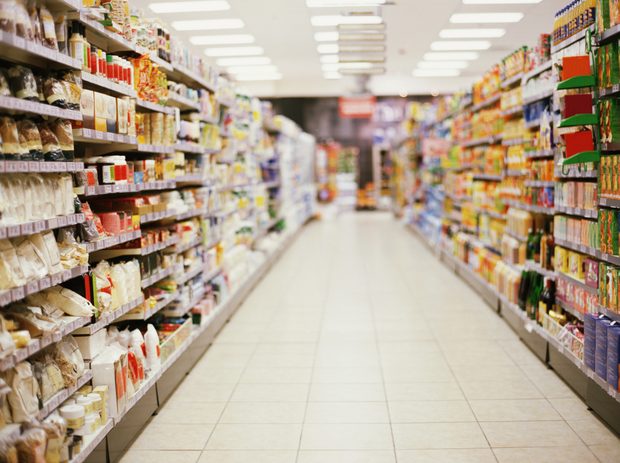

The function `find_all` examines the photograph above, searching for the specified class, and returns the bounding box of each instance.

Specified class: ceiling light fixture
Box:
[216,56,271,66]
[324,72,343,79]
[190,34,255,45]
[204,46,264,57]
[339,67,385,74]
[430,40,491,50]
[463,0,540,4]
[315,31,339,42]
[339,56,385,63]
[338,23,385,31]
[413,69,461,77]
[318,44,340,54]
[340,44,385,52]
[439,28,505,38]
[234,74,283,81]
[171,18,244,31]
[450,12,524,23]
[423,51,479,60]
[227,65,279,74]
[149,0,230,13]
[311,15,383,27]
[417,61,469,69]
[321,55,339,63]
[307,0,387,6]
[339,32,386,41]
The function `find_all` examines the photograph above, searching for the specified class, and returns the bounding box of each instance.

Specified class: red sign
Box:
[339,96,376,119]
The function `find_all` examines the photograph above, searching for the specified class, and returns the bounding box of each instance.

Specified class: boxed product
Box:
[80,90,95,130]
[607,322,620,391]
[585,313,597,370]
[94,92,108,133]
[75,329,107,361]
[596,316,612,380]
[91,347,128,419]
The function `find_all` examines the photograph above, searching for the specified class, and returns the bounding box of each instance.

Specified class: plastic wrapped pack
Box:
[29,232,63,275]
[0,240,26,290]
[7,66,37,101]
[15,427,46,463]
[4,361,39,422]
[53,336,84,387]
[11,236,48,282]
[32,354,63,402]
[28,287,94,318]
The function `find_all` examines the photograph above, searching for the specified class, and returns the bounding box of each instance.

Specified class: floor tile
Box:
[219,402,306,423]
[567,416,620,445]
[120,450,201,463]
[480,421,580,447]
[131,423,214,450]
[300,423,393,450]
[547,397,594,421]
[459,378,543,400]
[197,450,297,463]
[151,401,226,424]
[396,449,496,463]
[392,423,489,449]
[239,367,313,384]
[590,442,620,463]
[385,382,465,401]
[389,400,475,423]
[206,424,302,450]
[297,450,396,463]
[172,382,236,402]
[309,383,386,402]
[469,399,562,421]
[305,402,390,423]
[230,383,309,402]
[492,445,599,463]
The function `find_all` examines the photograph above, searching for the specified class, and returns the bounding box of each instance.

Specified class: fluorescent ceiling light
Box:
[340,44,385,52]
[450,12,524,23]
[315,31,339,41]
[431,40,491,50]
[413,69,461,77]
[338,23,385,30]
[322,61,375,71]
[424,51,479,60]
[322,63,340,71]
[235,74,282,81]
[217,56,271,66]
[417,61,469,69]
[204,46,264,57]
[318,44,339,54]
[324,72,342,79]
[340,67,385,75]
[190,34,255,45]
[311,15,383,27]
[227,65,279,74]
[439,28,505,38]
[321,55,339,63]
[172,18,244,31]
[463,0,540,4]
[339,32,385,41]
[339,55,385,63]
[149,0,229,13]
[307,0,386,6]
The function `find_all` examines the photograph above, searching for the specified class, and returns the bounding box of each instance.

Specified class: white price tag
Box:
[7,225,20,237]
[5,161,18,173]
[39,277,51,290]
[20,222,34,235]
[28,161,39,172]
[26,281,39,295]
[11,287,24,301]
[0,227,6,240]
[0,161,4,173]
[0,291,11,306]
[57,216,68,227]
[51,273,62,285]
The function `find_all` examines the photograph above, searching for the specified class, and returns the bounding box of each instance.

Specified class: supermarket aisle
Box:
[122,213,620,463]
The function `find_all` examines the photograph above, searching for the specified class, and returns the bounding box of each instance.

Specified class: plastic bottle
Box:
[145,324,161,371]
[69,22,84,68]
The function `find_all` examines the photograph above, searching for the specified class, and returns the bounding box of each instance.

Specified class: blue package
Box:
[596,317,612,380]
[585,313,598,370]
[607,322,620,391]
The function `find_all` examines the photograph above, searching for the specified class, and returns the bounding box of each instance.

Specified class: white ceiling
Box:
[134,0,565,97]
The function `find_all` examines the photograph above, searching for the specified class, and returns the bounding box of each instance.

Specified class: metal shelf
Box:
[166,93,201,112]
[0,95,81,120]
[555,205,598,218]
[471,94,501,112]
[0,160,83,173]
[0,31,81,70]
[555,237,598,258]
[0,213,85,240]
[81,72,137,98]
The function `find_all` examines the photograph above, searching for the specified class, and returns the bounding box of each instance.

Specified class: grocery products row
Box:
[0,0,317,461]
[398,0,620,435]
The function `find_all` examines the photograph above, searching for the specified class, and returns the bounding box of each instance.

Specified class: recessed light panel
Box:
[217,56,271,66]
[417,61,469,69]
[450,13,524,23]
[430,40,491,50]
[439,28,505,38]
[204,46,264,57]
[311,15,383,26]
[321,55,339,63]
[315,31,339,42]
[413,69,461,77]
[149,1,230,13]
[172,18,244,31]
[339,32,386,41]
[463,0,540,4]
[235,74,282,81]
[307,0,386,6]
[423,51,479,60]
[318,44,340,54]
[190,34,255,45]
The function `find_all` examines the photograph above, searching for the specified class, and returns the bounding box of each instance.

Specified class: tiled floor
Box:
[122,213,620,463]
